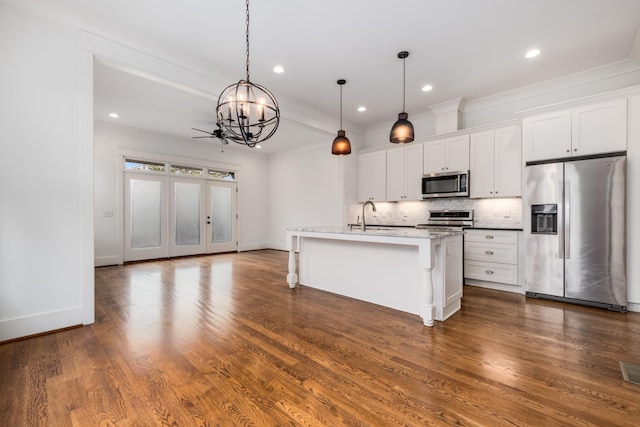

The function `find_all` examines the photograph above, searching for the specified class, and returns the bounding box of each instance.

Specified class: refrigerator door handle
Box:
[558,180,564,259]
[565,182,570,260]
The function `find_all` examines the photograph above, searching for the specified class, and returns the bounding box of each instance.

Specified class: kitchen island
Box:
[286,227,463,326]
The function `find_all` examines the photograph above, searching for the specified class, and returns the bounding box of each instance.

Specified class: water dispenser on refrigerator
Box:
[531,204,557,235]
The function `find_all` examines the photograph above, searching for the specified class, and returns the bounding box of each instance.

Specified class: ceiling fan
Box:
[191,124,230,145]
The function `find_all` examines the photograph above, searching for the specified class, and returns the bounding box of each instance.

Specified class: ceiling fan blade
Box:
[191,127,215,135]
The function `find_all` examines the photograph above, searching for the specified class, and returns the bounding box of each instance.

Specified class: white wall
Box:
[0,3,94,340]
[94,122,271,265]
[268,127,363,250]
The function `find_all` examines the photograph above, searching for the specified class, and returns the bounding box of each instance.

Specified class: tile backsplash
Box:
[349,198,523,229]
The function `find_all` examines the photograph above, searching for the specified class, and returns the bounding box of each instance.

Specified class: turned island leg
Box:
[286,234,299,288]
[419,240,438,327]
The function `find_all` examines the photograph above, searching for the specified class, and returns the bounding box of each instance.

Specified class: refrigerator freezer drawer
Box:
[464,242,517,264]
[464,260,518,285]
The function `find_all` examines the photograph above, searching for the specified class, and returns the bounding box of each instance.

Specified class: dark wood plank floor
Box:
[2,249,640,426]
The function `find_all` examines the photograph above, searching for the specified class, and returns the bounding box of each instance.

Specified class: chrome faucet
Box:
[361,200,377,231]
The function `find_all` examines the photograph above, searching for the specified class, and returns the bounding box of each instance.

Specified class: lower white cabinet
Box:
[464,229,523,293]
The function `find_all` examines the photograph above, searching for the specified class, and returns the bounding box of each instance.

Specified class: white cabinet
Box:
[572,99,627,155]
[424,134,470,174]
[434,234,464,321]
[464,229,521,292]
[442,235,463,311]
[357,151,386,202]
[523,99,627,162]
[470,125,522,198]
[386,143,424,201]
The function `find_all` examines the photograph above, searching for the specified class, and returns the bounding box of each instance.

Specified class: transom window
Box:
[125,159,166,172]
[124,158,236,181]
[208,170,235,180]
[171,165,204,176]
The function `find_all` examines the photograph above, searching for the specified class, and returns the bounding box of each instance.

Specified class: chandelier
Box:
[215,0,280,148]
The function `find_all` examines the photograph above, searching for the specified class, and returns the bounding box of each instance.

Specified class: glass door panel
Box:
[207,181,237,253]
[170,178,205,257]
[124,173,168,261]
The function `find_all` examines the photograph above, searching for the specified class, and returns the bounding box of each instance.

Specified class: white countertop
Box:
[287,226,463,239]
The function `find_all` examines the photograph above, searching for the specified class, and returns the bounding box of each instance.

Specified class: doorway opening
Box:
[123,158,238,262]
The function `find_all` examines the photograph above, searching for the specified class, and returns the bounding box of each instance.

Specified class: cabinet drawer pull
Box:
[485,250,494,255]
[485,270,494,275]
[485,235,494,239]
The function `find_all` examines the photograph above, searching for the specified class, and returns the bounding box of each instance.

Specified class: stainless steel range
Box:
[416,209,474,232]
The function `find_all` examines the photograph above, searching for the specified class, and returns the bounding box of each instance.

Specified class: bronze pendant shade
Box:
[390,51,415,144]
[332,79,352,155]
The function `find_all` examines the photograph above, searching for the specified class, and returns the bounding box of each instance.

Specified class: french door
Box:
[170,177,206,257]
[206,180,237,253]
[123,172,237,262]
[124,173,169,261]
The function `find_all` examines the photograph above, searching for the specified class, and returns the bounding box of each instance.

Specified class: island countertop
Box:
[286,226,463,240]
[285,227,464,326]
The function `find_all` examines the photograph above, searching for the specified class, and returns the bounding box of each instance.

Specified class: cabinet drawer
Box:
[465,229,517,244]
[464,242,517,264]
[464,260,518,285]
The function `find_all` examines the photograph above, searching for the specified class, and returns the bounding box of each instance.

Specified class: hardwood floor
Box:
[2,249,640,426]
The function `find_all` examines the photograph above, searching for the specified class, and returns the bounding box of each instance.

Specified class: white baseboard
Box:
[626,302,640,313]
[0,306,85,342]
[267,242,287,251]
[94,255,121,267]
[238,243,270,252]
[464,279,524,294]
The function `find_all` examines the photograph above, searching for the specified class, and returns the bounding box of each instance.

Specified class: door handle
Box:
[485,250,494,255]
[565,183,570,260]
[485,270,494,275]
[485,235,494,239]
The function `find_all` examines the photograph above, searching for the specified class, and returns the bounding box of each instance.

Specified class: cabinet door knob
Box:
[485,250,494,255]
[566,149,570,153]
[573,148,577,152]
[485,235,494,239]
[485,270,494,275]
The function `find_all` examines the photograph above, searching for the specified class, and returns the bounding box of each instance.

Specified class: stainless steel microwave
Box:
[421,170,469,198]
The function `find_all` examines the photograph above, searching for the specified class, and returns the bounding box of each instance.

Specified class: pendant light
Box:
[215,0,280,148]
[390,51,415,144]
[332,79,352,155]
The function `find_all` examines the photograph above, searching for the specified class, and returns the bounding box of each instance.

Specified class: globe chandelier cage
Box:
[215,0,280,148]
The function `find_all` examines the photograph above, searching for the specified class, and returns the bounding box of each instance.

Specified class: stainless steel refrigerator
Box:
[524,154,626,311]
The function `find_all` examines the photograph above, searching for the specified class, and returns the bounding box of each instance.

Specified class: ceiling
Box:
[39,0,640,154]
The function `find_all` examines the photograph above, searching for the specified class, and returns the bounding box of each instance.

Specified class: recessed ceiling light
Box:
[357,106,366,112]
[525,48,541,59]
[109,113,119,118]
[422,84,433,92]
[256,144,262,149]
[273,65,284,74]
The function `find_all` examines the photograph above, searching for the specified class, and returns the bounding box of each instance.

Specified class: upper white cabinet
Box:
[572,99,627,155]
[386,143,424,201]
[357,150,387,202]
[470,125,522,198]
[523,99,627,162]
[423,134,470,174]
